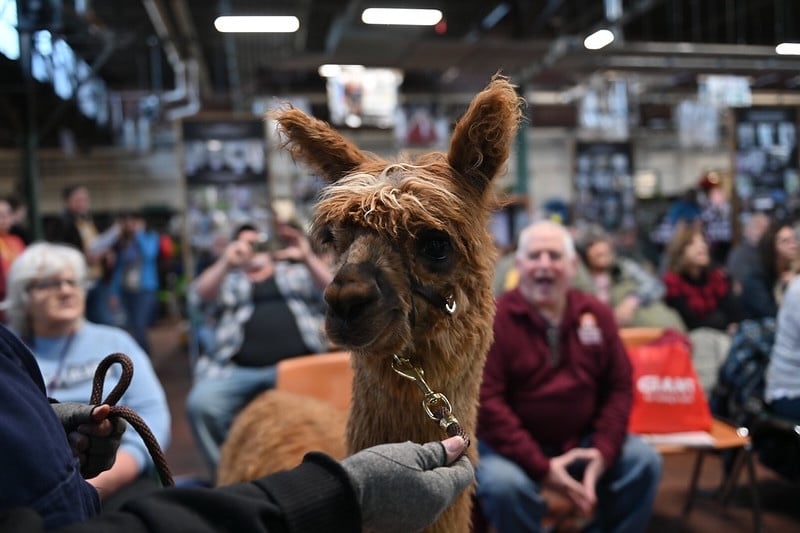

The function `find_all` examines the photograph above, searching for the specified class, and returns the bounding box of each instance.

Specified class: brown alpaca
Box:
[217,389,348,486]
[218,76,522,532]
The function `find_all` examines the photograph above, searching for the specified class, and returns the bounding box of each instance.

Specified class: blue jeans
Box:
[476,435,662,533]
[86,282,115,326]
[120,289,158,353]
[185,364,277,476]
[769,397,800,422]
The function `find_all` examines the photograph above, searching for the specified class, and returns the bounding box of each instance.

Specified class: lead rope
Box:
[392,355,470,447]
[91,353,174,487]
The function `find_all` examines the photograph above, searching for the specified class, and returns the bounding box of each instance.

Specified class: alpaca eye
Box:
[313,226,335,250]
[319,227,334,245]
[419,231,452,262]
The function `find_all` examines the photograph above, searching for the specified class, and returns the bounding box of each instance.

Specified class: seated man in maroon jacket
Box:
[476,220,662,533]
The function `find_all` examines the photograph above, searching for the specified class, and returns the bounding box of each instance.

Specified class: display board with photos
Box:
[182,118,267,184]
[734,107,799,221]
[573,142,636,231]
[180,117,270,277]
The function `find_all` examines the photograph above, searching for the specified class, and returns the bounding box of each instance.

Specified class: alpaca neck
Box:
[347,342,482,452]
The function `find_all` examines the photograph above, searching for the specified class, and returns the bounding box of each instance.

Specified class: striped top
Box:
[765,276,800,401]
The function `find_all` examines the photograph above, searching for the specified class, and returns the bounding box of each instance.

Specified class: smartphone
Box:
[251,234,285,253]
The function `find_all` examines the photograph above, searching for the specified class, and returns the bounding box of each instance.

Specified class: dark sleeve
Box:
[1,453,361,533]
[0,325,100,527]
[740,274,776,320]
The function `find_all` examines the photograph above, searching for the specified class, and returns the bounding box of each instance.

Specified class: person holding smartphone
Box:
[185,221,333,479]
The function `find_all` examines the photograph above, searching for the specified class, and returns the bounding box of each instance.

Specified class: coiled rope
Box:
[91,353,174,487]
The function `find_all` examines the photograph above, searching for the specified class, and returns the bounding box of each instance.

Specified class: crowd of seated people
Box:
[3,175,800,532]
[572,223,685,332]
[492,203,800,405]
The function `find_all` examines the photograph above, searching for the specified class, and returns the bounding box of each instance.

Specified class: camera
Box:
[250,234,285,253]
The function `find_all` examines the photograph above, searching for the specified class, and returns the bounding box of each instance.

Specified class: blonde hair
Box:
[2,242,87,338]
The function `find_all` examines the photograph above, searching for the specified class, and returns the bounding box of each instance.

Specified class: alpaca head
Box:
[274,76,523,374]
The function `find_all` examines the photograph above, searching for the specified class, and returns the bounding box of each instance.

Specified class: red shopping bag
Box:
[625,330,712,434]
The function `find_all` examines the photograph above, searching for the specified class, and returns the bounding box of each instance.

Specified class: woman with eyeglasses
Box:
[1,242,170,511]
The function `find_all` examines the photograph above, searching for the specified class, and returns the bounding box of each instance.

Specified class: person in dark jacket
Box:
[0,323,473,533]
[0,323,122,529]
[476,220,662,533]
[44,185,115,325]
[740,221,799,320]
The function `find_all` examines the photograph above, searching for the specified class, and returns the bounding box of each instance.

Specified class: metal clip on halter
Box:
[392,355,469,445]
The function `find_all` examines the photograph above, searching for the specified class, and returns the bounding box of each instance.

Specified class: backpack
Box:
[709,317,800,482]
[708,318,776,427]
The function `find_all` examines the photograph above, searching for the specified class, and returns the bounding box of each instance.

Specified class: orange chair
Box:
[217,352,353,485]
[275,351,354,411]
[618,326,665,348]
[619,327,762,532]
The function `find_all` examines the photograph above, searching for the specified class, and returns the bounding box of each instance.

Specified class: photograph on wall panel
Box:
[180,117,270,277]
[573,141,635,232]
[733,107,799,222]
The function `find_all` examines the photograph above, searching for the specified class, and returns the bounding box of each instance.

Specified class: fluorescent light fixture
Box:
[214,16,299,33]
[318,64,365,77]
[776,42,800,55]
[361,8,443,26]
[584,28,615,50]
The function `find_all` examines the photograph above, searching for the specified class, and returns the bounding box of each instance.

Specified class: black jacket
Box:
[0,323,362,533]
[0,453,361,533]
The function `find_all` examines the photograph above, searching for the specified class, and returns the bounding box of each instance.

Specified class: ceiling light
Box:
[214,16,299,33]
[318,64,366,77]
[584,28,615,50]
[776,42,800,55]
[361,8,443,26]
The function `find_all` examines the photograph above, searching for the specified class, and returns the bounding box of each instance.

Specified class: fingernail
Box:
[443,436,467,455]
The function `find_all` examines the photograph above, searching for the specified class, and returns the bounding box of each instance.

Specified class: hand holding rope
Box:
[90,353,174,487]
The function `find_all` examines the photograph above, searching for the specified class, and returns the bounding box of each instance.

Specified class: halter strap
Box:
[412,284,457,315]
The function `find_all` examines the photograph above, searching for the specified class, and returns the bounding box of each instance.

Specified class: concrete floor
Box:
[147,319,800,532]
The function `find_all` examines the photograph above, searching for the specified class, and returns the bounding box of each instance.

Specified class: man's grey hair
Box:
[2,242,88,337]
[515,219,576,260]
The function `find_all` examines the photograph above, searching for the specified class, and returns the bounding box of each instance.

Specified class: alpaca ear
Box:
[447,75,524,194]
[272,108,372,183]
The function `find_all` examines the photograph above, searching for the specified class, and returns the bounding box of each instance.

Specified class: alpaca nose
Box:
[324,263,380,322]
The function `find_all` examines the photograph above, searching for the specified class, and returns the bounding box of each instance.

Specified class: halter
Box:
[412,284,457,315]
[393,278,468,445]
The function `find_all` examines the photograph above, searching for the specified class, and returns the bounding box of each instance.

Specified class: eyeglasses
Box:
[28,278,83,292]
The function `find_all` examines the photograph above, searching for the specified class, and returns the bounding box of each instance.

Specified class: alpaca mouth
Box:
[325,308,405,350]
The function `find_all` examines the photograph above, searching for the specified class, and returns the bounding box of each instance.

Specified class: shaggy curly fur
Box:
[218,75,523,533]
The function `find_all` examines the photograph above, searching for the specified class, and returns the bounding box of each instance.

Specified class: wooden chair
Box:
[274,351,354,411]
[619,327,763,532]
[651,419,760,529]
